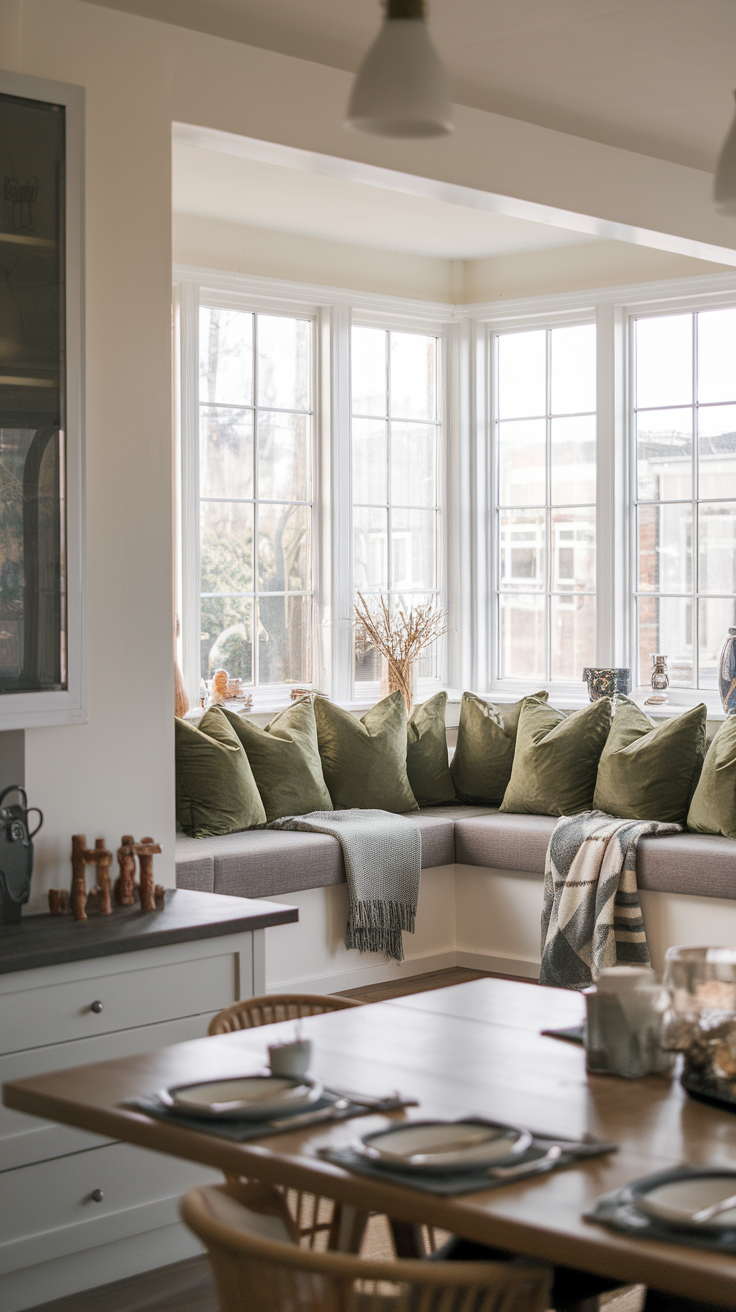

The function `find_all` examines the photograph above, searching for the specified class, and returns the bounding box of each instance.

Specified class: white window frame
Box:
[174,267,455,712]
[472,271,736,712]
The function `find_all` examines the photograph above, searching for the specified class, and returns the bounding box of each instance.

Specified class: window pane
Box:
[257,315,310,411]
[551,593,595,680]
[698,308,736,405]
[257,411,310,502]
[391,509,436,590]
[497,330,545,419]
[551,415,596,505]
[637,408,692,501]
[199,307,253,407]
[635,314,692,409]
[551,324,596,415]
[258,594,311,684]
[500,594,545,679]
[354,507,388,591]
[637,595,693,687]
[551,510,595,592]
[258,503,310,593]
[698,404,736,499]
[354,627,382,683]
[353,419,387,505]
[200,407,254,501]
[200,595,252,684]
[352,326,386,417]
[699,596,736,688]
[201,501,253,593]
[498,419,545,507]
[499,510,545,591]
[390,421,436,507]
[638,503,691,593]
[390,332,436,421]
[698,503,736,594]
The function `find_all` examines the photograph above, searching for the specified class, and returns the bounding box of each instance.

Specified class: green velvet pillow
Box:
[500,696,613,816]
[450,690,549,807]
[688,717,736,838]
[313,691,418,813]
[594,697,707,824]
[219,698,332,823]
[175,708,266,838]
[407,692,455,807]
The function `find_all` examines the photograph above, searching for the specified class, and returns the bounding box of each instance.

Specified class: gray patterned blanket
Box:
[540,811,681,990]
[269,809,420,962]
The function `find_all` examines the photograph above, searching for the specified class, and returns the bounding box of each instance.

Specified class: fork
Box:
[689,1190,736,1225]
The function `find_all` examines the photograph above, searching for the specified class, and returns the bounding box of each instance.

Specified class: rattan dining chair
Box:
[207,992,363,1249]
[208,992,362,1036]
[181,1181,553,1312]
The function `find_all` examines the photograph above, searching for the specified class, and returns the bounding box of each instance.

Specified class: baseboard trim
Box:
[455,950,540,980]
[266,950,458,996]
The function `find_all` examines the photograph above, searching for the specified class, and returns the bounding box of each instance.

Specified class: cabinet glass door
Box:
[0,92,65,693]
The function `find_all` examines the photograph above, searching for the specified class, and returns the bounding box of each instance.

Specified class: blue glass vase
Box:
[719,627,736,715]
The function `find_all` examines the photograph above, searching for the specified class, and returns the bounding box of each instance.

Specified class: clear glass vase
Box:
[661,945,736,1105]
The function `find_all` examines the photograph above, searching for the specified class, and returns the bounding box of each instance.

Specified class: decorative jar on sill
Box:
[660,945,736,1106]
[645,654,670,706]
[718,627,736,715]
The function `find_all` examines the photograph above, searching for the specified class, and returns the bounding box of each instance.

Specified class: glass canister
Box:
[661,945,736,1104]
[718,627,736,715]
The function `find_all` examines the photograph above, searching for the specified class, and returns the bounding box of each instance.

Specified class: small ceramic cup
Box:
[267,1038,312,1078]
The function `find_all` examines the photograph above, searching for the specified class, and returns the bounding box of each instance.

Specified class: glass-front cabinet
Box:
[0,74,83,727]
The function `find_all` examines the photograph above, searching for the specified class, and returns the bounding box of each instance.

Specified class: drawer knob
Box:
[90,1000,103,1014]
[90,1188,104,1203]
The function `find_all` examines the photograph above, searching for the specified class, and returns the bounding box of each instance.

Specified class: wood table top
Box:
[6,977,736,1305]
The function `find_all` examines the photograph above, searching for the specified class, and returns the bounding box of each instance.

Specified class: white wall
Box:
[3,0,735,907]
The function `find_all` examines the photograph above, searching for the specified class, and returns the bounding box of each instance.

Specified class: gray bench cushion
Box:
[453,813,736,900]
[175,806,493,899]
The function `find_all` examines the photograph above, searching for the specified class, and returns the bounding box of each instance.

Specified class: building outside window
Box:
[198,305,313,691]
[351,325,443,688]
[634,308,736,690]
[493,322,597,685]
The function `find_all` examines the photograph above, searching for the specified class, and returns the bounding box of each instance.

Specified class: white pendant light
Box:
[714,92,736,215]
[345,0,454,139]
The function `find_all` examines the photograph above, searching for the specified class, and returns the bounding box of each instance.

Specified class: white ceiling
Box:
[173,140,600,260]
[91,0,736,171]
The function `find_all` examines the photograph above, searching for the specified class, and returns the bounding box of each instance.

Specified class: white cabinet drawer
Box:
[0,1141,219,1274]
[0,1012,220,1173]
[1,950,236,1055]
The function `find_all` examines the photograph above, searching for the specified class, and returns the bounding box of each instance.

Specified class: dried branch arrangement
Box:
[354,593,448,713]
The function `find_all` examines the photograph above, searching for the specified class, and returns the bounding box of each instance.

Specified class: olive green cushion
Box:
[313,691,418,813]
[175,709,266,838]
[594,697,707,824]
[407,692,455,807]
[219,699,332,823]
[451,690,549,807]
[500,696,613,816]
[688,717,736,838]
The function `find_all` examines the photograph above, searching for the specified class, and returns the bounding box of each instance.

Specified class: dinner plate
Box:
[354,1119,533,1174]
[633,1173,736,1230]
[159,1074,323,1120]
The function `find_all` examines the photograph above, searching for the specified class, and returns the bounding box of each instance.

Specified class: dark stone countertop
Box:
[0,889,298,975]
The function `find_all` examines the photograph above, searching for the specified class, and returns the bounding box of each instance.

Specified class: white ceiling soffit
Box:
[97,0,736,172]
[173,141,601,260]
[172,125,736,267]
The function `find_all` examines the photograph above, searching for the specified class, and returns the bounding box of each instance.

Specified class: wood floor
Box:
[27,968,555,1312]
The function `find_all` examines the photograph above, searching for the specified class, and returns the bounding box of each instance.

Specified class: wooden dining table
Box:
[6,977,736,1306]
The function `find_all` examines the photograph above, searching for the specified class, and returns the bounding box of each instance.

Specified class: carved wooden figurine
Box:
[115,834,137,906]
[69,835,113,921]
[133,836,162,912]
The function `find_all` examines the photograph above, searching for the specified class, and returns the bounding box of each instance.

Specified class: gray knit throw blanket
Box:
[540,810,681,990]
[269,809,421,962]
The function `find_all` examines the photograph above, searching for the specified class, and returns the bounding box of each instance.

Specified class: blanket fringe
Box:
[345,900,416,963]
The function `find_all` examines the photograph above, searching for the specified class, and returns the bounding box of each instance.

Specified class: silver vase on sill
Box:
[582,668,631,702]
[718,627,736,716]
[645,654,669,706]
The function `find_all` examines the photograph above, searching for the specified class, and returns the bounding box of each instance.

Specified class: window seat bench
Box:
[175,809,736,993]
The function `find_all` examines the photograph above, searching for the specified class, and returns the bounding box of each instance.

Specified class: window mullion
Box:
[179,279,201,707]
